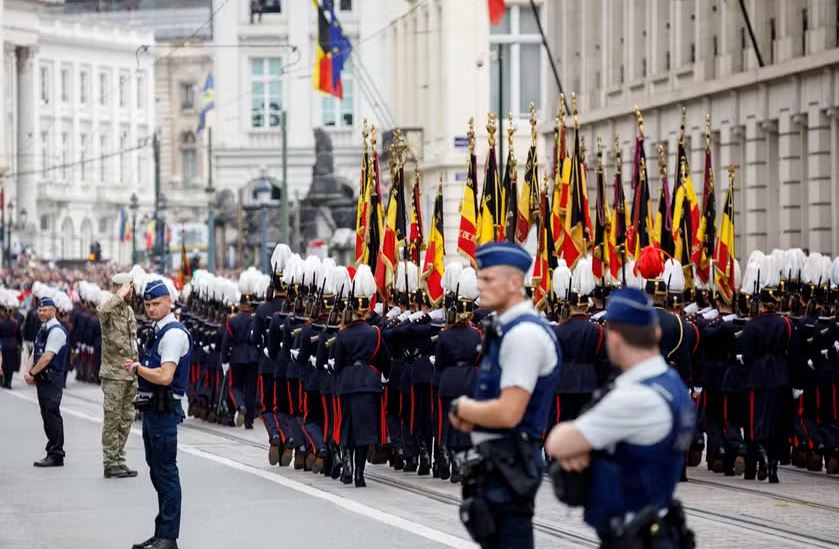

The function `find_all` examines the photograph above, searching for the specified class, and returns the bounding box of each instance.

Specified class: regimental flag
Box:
[515,136,539,244]
[609,158,631,282]
[714,174,736,303]
[627,136,653,261]
[457,136,479,267]
[394,164,409,256]
[592,151,612,281]
[118,209,131,243]
[374,174,401,297]
[653,155,675,257]
[559,125,589,269]
[312,0,352,99]
[355,135,370,265]
[422,182,445,306]
[477,128,503,245]
[196,73,214,134]
[367,141,385,275]
[145,220,155,251]
[531,182,551,309]
[488,0,506,25]
[503,148,518,243]
[693,139,716,284]
[672,142,700,283]
[550,118,571,263]
[408,174,425,265]
[178,237,191,289]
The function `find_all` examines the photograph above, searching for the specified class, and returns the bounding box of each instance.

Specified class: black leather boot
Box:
[417,449,431,476]
[330,445,343,479]
[437,449,451,481]
[756,446,769,481]
[768,460,779,483]
[403,456,418,473]
[340,449,353,485]
[354,448,367,488]
[391,451,405,471]
[449,451,462,483]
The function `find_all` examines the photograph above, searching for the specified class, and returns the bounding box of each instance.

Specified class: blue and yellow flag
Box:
[312,0,352,98]
[196,73,214,134]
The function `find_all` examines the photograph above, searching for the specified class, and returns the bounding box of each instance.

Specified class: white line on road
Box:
[3,389,476,549]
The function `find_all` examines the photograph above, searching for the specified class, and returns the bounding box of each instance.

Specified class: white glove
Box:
[428,308,445,321]
[210,343,216,351]
[381,373,389,384]
[684,303,699,314]
[290,349,299,360]
[202,345,210,353]
[807,359,815,370]
[821,349,830,358]
[792,388,804,399]
[386,306,402,319]
[702,309,719,321]
[692,387,703,396]
[373,303,384,315]
[834,340,839,353]
[723,313,737,322]
[429,356,436,365]
[327,358,335,372]
[409,311,425,322]
[279,342,284,350]
[222,362,230,375]
[263,347,270,358]
[398,312,410,321]
[591,310,607,321]
[736,354,744,365]
[309,356,317,366]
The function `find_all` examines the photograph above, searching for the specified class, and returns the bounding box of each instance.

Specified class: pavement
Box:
[1,377,838,549]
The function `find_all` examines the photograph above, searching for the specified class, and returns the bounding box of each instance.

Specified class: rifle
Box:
[446,283,460,325]
[327,283,345,327]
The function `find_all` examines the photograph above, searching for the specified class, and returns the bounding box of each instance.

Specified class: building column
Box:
[807,107,832,253]
[777,111,803,248]
[744,118,768,253]
[16,46,37,244]
[827,107,839,256]
[718,123,746,257]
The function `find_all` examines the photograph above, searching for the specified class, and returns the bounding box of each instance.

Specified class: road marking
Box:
[3,389,476,549]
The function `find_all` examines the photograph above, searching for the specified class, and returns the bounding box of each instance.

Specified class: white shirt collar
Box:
[154,312,177,331]
[496,299,537,326]
[46,317,60,328]
[615,355,669,387]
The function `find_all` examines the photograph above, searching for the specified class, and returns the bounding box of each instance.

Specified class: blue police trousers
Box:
[142,402,184,540]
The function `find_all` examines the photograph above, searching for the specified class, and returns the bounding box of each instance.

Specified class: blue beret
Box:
[475,242,532,273]
[38,297,56,309]
[604,287,657,326]
[143,279,170,301]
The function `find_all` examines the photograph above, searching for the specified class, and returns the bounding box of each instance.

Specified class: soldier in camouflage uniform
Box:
[97,275,140,479]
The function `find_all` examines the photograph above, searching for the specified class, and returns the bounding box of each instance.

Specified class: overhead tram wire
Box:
[2,139,151,180]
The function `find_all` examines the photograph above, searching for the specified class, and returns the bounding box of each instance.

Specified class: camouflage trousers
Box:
[101,378,137,469]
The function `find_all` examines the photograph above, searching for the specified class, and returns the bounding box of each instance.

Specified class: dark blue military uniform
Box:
[252,298,284,445]
[221,311,259,428]
[0,313,21,388]
[33,319,69,461]
[436,321,481,453]
[552,314,609,426]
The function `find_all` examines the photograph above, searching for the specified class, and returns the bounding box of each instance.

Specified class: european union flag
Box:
[196,73,215,134]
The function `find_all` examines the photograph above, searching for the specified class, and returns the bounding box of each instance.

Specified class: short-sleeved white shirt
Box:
[154,313,190,366]
[574,356,674,453]
[471,300,558,445]
[44,317,68,355]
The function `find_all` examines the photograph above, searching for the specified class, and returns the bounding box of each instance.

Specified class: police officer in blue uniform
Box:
[448,242,561,549]
[25,296,69,467]
[124,278,192,549]
[546,287,695,548]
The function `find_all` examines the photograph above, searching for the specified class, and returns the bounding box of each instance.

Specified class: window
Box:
[339,0,352,11]
[181,82,195,110]
[251,58,283,129]
[40,65,50,104]
[137,74,144,109]
[61,68,71,102]
[41,131,49,176]
[98,217,110,234]
[322,67,353,127]
[262,0,282,14]
[119,71,129,108]
[61,132,70,180]
[40,215,49,232]
[181,132,197,184]
[80,69,89,104]
[80,133,88,180]
[802,8,808,55]
[713,35,719,57]
[119,133,128,182]
[99,72,109,106]
[489,5,542,118]
[99,135,107,182]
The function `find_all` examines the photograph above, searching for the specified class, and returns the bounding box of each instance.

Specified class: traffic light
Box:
[88,241,102,262]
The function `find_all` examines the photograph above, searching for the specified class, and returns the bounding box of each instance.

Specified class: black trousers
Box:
[36,372,65,458]
[230,363,258,427]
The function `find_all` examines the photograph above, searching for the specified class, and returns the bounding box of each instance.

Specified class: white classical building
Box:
[1,0,156,263]
[549,0,839,257]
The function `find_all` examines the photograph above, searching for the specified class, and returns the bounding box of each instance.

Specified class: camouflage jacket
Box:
[96,293,139,381]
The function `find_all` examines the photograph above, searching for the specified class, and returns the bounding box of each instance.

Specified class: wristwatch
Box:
[449,398,460,419]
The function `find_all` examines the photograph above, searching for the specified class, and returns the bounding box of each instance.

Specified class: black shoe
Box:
[312,448,328,474]
[744,456,757,480]
[280,441,294,467]
[131,536,157,549]
[104,466,131,478]
[450,460,462,484]
[34,456,64,467]
[340,450,354,485]
[403,457,418,473]
[330,446,343,479]
[768,460,779,484]
[148,538,178,549]
[244,423,254,430]
[119,465,139,477]
[269,436,281,466]
[417,452,431,476]
[807,451,824,472]
[391,453,405,471]
[756,447,769,481]
[437,452,451,481]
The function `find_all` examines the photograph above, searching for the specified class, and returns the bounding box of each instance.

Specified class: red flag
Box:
[488,0,505,25]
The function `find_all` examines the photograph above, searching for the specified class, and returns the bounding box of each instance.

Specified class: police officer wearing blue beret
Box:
[448,242,561,549]
[546,288,696,548]
[123,279,192,549]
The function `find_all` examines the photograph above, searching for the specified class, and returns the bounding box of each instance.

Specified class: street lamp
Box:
[253,169,273,274]
[129,192,139,265]
[156,193,168,274]
[5,199,14,268]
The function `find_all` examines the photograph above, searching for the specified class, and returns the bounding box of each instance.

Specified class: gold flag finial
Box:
[572,92,579,130]
[727,163,736,183]
[705,113,712,149]
[657,144,667,177]
[529,102,537,143]
[370,124,377,148]
[596,136,604,172]
[679,105,687,145]
[487,112,497,148]
[362,118,369,152]
[467,117,475,154]
[507,112,517,169]
[614,133,622,174]
[680,156,688,182]
[559,94,567,128]
[634,105,645,138]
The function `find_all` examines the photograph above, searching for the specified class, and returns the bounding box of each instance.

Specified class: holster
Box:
[603,501,695,549]
[459,451,496,542]
[477,435,543,499]
[133,388,175,413]
[34,368,53,386]
[550,459,590,507]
